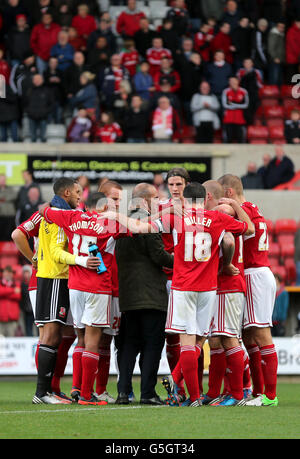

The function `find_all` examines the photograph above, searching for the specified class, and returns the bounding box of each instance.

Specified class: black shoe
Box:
[140,395,164,405]
[116,393,129,405]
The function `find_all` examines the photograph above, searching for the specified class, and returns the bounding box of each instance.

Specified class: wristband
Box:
[75,256,88,268]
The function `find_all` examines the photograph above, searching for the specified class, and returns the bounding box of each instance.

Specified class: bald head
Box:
[131,183,159,213]
[203,180,224,210]
[218,174,244,199]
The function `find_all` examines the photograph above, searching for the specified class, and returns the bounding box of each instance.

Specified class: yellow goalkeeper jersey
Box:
[37,215,76,279]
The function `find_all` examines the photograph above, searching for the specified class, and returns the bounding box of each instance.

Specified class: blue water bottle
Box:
[88,242,107,274]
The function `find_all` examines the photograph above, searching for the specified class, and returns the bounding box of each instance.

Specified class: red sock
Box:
[96,346,111,395]
[166,334,181,372]
[207,347,226,399]
[180,345,199,402]
[260,344,278,400]
[81,351,99,401]
[72,346,84,390]
[196,344,204,394]
[225,346,244,400]
[51,335,76,394]
[246,344,264,397]
[35,342,40,370]
[243,350,252,390]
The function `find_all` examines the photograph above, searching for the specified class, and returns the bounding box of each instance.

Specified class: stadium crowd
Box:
[0,0,299,143]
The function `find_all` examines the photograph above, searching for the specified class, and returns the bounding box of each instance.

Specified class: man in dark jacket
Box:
[115,183,174,405]
[264,146,295,189]
[23,73,54,142]
[0,84,20,142]
[123,94,149,142]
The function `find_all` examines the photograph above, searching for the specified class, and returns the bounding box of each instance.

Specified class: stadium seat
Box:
[265,219,274,235]
[0,256,19,269]
[280,85,295,99]
[282,98,300,110]
[259,85,280,99]
[268,124,284,140]
[266,118,284,129]
[269,257,280,268]
[46,124,67,144]
[263,105,284,119]
[247,125,268,142]
[274,219,297,234]
[277,234,295,245]
[284,258,297,283]
[261,98,280,108]
[268,241,280,258]
[0,241,19,256]
[181,125,196,142]
[271,265,287,281]
[149,3,170,19]
[280,242,295,258]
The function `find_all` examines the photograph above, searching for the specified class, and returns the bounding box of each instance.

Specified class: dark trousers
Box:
[117,309,167,399]
[196,122,214,143]
[223,123,246,143]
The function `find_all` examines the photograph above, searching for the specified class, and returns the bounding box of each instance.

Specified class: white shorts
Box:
[103,296,121,336]
[165,289,217,336]
[243,267,276,329]
[69,289,111,329]
[210,292,245,338]
[166,280,172,296]
[29,290,37,318]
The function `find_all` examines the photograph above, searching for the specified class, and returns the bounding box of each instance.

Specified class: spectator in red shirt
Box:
[67,26,86,52]
[193,22,215,62]
[285,19,300,83]
[30,12,61,74]
[153,56,181,93]
[0,266,21,337]
[146,36,172,77]
[71,3,97,43]
[116,0,146,38]
[222,76,249,143]
[120,38,140,77]
[210,22,236,64]
[0,49,11,83]
[93,112,123,143]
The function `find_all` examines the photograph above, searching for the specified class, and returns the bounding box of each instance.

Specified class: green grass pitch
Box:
[0,377,299,439]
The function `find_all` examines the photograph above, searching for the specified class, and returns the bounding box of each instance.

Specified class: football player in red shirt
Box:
[41,192,129,405]
[202,180,248,406]
[218,174,278,407]
[94,180,124,404]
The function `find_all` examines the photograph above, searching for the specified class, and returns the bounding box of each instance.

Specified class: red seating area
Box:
[248,85,300,144]
[0,242,27,280]
[268,218,299,285]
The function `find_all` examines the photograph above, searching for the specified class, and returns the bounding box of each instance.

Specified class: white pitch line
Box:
[0,405,167,415]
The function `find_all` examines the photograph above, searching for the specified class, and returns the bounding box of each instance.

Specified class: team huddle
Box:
[11,168,278,407]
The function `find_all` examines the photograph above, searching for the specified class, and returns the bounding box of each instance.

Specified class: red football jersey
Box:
[120,49,139,76]
[17,211,42,291]
[217,234,246,294]
[241,201,270,269]
[94,122,122,143]
[146,47,172,76]
[156,208,248,292]
[44,207,129,294]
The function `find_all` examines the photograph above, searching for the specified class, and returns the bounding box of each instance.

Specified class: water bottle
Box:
[88,242,107,274]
